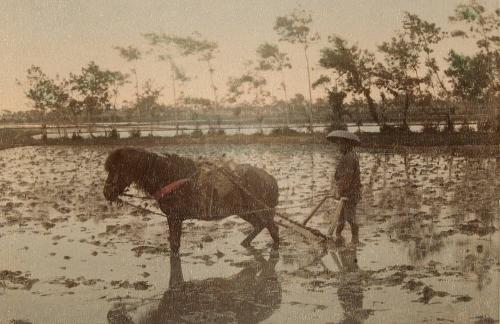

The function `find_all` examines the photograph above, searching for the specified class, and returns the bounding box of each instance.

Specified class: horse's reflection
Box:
[109,249,281,324]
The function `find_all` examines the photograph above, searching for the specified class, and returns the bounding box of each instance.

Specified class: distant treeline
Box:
[5,0,499,133]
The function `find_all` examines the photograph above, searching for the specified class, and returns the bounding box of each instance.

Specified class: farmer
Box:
[327,130,362,244]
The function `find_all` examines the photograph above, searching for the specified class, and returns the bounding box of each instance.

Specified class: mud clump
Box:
[402,279,424,291]
[0,270,38,290]
[48,276,103,288]
[41,221,55,230]
[131,244,169,257]
[417,285,449,304]
[107,306,134,324]
[110,280,151,290]
[457,219,496,236]
[201,234,214,242]
[453,295,472,303]
[9,320,32,324]
[473,316,498,324]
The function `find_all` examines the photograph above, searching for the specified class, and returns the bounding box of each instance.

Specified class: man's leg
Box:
[335,209,346,239]
[345,203,359,243]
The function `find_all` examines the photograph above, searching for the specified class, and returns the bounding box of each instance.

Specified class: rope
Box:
[121,192,333,211]
[117,197,293,220]
[117,196,328,241]
[116,198,167,217]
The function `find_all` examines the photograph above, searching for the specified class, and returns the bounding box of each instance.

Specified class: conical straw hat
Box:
[326,130,361,145]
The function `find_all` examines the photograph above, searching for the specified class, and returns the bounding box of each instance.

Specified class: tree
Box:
[256,42,292,126]
[327,89,351,131]
[161,33,220,111]
[69,62,120,125]
[403,13,448,96]
[23,66,68,115]
[135,80,163,123]
[449,1,500,124]
[449,1,500,55]
[226,66,271,133]
[109,71,129,122]
[319,36,381,124]
[445,51,492,103]
[181,96,212,111]
[376,32,429,129]
[113,45,142,101]
[274,8,320,130]
[143,33,194,134]
[22,65,69,138]
[226,72,269,107]
[374,12,449,129]
[114,45,143,123]
[312,75,352,131]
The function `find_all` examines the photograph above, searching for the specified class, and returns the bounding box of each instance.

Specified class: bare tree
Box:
[256,42,292,127]
[274,8,320,131]
[113,45,142,121]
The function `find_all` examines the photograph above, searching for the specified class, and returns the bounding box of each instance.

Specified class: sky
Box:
[0,0,498,112]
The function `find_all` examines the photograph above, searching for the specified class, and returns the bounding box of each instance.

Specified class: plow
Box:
[212,164,346,242]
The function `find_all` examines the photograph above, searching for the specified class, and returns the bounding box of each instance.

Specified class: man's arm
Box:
[336,172,354,197]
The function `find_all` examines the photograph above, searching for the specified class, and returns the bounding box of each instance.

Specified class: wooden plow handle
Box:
[302,195,336,226]
[327,198,348,237]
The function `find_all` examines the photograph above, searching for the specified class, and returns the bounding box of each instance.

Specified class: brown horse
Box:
[103,147,280,254]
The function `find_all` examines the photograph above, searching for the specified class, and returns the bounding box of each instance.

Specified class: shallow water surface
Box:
[0,144,498,323]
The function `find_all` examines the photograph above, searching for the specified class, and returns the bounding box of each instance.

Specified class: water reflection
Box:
[461,243,496,291]
[332,247,372,324]
[108,249,281,324]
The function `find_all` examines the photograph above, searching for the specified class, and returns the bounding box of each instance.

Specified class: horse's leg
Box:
[265,210,279,249]
[168,217,183,256]
[240,214,265,247]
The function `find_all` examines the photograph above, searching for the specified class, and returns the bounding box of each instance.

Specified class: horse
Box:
[107,250,281,324]
[103,147,280,255]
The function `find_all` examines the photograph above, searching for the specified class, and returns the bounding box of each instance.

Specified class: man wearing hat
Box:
[327,130,362,244]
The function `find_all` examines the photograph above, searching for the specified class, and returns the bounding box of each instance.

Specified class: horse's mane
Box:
[105,147,197,194]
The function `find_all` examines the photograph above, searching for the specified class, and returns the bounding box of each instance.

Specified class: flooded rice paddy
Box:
[0,144,498,324]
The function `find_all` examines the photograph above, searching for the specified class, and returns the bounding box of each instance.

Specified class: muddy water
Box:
[0,145,498,324]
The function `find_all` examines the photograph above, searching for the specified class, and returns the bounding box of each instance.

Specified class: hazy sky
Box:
[0,0,498,112]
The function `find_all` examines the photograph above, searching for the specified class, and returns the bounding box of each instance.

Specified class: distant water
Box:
[29,122,479,139]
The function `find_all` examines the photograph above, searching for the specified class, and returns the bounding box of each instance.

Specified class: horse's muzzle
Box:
[103,183,119,202]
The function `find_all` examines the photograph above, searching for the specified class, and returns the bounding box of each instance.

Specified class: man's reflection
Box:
[332,247,372,324]
[108,248,281,324]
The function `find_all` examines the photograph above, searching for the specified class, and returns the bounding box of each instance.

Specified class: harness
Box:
[150,159,237,219]
[152,178,191,201]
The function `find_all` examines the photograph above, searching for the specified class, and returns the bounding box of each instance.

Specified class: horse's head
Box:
[103,147,197,202]
[103,148,135,201]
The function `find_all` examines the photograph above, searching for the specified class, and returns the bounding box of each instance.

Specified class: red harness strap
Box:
[152,178,190,201]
